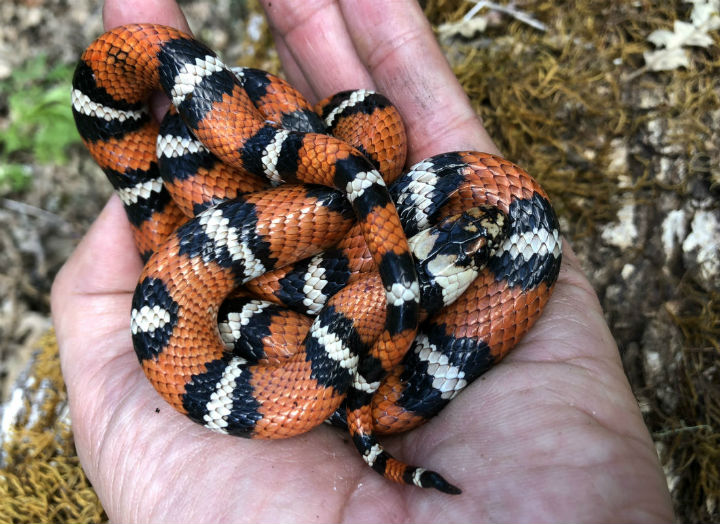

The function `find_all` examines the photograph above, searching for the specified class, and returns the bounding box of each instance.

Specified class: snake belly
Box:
[71,23,562,494]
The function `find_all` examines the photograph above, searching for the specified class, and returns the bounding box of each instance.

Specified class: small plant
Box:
[0,54,80,191]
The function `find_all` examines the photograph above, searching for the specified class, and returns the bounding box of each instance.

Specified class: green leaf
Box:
[0,53,81,190]
[0,163,32,191]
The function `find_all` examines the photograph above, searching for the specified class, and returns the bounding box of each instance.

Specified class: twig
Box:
[653,424,714,438]
[1,198,74,232]
[465,1,548,32]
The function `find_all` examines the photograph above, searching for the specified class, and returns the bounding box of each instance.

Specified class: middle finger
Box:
[261,0,375,102]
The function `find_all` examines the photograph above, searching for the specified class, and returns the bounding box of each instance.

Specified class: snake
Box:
[71,23,562,495]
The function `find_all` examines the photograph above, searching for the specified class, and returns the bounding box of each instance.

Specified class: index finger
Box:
[260,0,499,163]
[103,0,192,121]
[339,0,500,161]
[261,0,376,101]
[103,0,190,32]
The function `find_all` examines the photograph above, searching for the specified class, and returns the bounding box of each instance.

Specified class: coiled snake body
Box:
[72,23,562,494]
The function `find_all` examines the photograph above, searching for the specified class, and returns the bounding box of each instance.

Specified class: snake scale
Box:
[71,23,562,494]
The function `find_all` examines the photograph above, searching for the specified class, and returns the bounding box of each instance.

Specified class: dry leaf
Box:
[643,0,719,71]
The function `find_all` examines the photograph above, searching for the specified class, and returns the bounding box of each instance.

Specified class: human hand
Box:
[52,0,673,521]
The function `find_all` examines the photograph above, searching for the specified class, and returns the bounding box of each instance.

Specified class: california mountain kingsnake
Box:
[71,23,562,494]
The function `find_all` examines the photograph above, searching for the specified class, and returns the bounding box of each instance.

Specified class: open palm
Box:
[52,0,672,522]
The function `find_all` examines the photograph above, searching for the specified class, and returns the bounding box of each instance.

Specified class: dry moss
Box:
[426,0,718,236]
[659,284,720,516]
[0,332,106,524]
[423,1,719,521]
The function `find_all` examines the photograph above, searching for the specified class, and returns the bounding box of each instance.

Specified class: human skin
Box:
[51,0,674,522]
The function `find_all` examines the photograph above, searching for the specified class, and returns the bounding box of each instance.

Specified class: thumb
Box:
[51,195,142,387]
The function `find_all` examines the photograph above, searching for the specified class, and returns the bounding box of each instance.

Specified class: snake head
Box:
[408,205,509,316]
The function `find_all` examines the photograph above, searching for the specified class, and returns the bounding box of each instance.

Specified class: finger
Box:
[274,37,323,103]
[54,196,141,297]
[51,200,151,487]
[103,0,190,32]
[103,0,192,120]
[51,196,141,378]
[260,0,375,103]
[338,0,499,162]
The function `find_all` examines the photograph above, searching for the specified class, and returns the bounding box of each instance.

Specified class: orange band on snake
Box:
[72,23,562,494]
